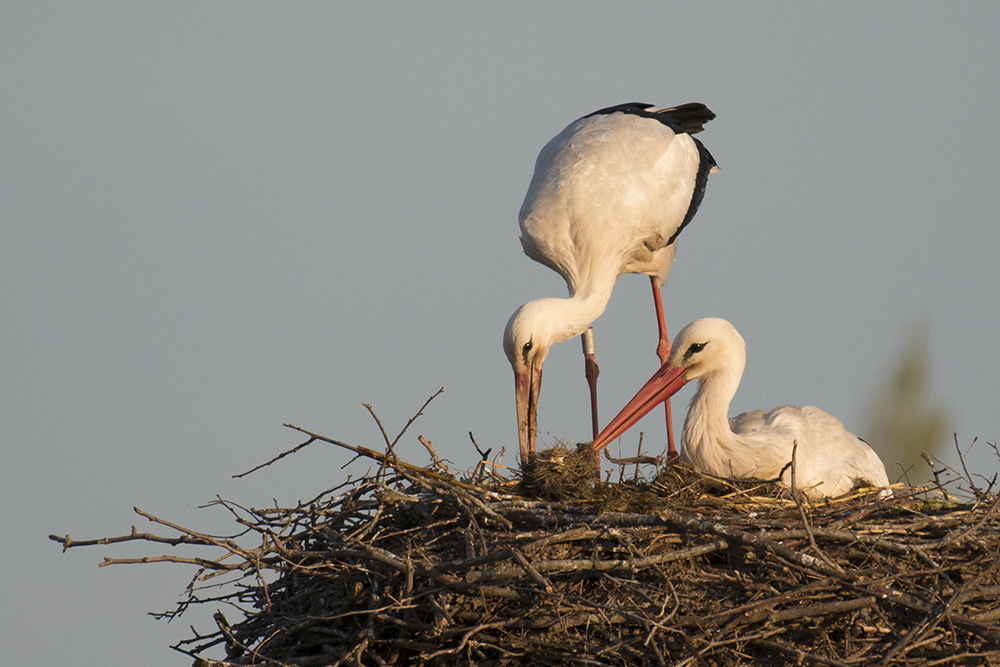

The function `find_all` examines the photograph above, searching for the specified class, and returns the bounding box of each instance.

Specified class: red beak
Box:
[592,363,689,452]
[515,365,542,467]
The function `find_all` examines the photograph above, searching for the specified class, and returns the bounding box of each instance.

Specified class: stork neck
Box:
[681,367,744,467]
[558,283,616,342]
[519,282,616,347]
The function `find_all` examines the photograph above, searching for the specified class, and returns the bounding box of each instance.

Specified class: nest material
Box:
[522,443,601,500]
[51,425,1000,667]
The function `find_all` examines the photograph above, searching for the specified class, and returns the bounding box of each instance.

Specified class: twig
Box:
[955,434,986,499]
[604,453,659,466]
[417,435,447,473]
[422,620,511,661]
[636,431,645,483]
[281,424,481,492]
[49,525,213,552]
[511,547,555,593]
[98,554,241,569]
[233,436,319,479]
[922,451,952,502]
[469,431,491,460]
[751,638,850,666]
[362,402,395,458]
[790,440,844,574]
[392,386,445,449]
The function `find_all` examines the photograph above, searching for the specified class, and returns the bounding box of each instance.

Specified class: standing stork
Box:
[592,318,891,498]
[503,103,718,469]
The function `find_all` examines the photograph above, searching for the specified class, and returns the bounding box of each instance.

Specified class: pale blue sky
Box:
[3,4,999,665]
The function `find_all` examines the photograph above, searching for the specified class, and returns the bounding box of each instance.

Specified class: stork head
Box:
[593,318,746,451]
[504,294,609,467]
[503,302,555,468]
[664,317,747,381]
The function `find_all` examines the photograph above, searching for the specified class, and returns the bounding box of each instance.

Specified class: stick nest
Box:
[51,407,1000,667]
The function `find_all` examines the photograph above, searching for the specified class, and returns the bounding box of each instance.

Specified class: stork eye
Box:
[688,342,706,355]
[522,341,533,356]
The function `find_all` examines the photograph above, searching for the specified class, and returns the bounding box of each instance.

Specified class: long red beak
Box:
[515,364,542,467]
[592,363,689,452]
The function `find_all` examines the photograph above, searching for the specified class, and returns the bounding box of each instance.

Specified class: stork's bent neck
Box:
[532,282,616,347]
[681,367,744,471]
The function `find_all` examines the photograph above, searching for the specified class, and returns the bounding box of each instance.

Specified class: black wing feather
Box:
[667,137,717,246]
[585,102,715,135]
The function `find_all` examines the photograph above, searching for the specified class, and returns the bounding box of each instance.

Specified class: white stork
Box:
[503,103,718,469]
[593,318,891,498]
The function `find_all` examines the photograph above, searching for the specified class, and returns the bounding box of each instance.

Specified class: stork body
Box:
[504,103,717,468]
[593,318,890,498]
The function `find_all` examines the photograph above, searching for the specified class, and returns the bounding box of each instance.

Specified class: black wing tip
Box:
[588,102,655,116]
[585,102,716,134]
[657,103,716,134]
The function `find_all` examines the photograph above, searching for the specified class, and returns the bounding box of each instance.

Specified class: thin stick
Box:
[362,402,394,451]
[789,440,844,574]
[955,434,986,499]
[233,436,319,479]
[49,525,212,552]
[922,451,952,502]
[469,431,491,460]
[281,423,481,492]
[417,435,447,473]
[390,386,445,448]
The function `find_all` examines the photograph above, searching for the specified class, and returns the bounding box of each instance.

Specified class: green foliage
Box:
[864,320,950,484]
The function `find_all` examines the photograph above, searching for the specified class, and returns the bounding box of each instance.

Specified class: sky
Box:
[3,3,999,665]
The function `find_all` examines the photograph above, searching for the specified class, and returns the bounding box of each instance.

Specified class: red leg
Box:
[582,327,600,446]
[651,277,678,463]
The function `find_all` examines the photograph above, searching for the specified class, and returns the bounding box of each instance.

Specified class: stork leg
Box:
[651,277,679,463]
[582,327,600,443]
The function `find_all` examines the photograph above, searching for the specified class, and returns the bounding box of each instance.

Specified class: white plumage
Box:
[504,103,717,468]
[593,318,891,498]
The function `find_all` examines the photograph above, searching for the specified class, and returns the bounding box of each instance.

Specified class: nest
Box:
[51,409,1000,667]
